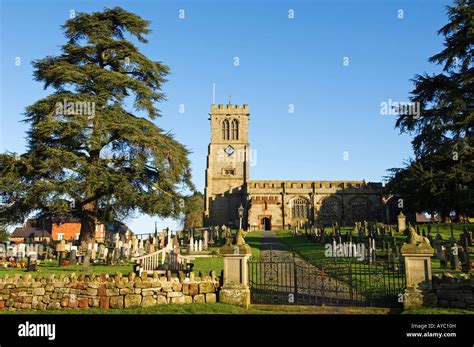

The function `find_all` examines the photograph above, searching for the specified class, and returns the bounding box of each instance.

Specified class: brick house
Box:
[9,228,52,244]
[50,222,105,242]
[12,218,114,243]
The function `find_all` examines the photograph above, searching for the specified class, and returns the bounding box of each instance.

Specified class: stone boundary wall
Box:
[432,275,474,309]
[0,271,221,311]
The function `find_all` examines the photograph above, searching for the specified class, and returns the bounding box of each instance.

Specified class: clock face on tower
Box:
[224,145,235,156]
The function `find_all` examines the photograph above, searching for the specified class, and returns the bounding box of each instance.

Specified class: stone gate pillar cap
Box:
[219,230,252,255]
[400,243,434,255]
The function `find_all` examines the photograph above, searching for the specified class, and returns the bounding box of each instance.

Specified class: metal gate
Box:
[248,251,406,307]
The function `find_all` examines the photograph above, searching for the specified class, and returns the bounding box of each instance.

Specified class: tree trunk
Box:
[79,215,96,243]
[79,201,97,243]
[79,201,97,273]
[83,250,91,273]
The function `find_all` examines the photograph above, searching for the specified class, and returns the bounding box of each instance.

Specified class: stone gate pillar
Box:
[401,234,437,309]
[219,229,252,308]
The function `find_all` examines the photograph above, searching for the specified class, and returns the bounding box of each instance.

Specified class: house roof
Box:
[415,213,441,223]
[11,228,51,238]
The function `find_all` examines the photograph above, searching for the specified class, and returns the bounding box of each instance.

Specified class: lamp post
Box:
[238,203,244,231]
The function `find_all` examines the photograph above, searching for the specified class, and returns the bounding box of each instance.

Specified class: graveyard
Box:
[0,226,265,279]
[276,222,474,277]
[0,220,472,314]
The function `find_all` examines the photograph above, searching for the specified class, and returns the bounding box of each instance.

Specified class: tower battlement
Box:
[211,104,249,113]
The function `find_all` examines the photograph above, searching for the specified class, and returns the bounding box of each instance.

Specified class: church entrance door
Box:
[261,217,271,230]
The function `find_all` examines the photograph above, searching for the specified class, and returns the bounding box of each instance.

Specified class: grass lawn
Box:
[0,300,469,315]
[0,261,133,278]
[0,303,396,314]
[275,229,327,260]
[190,231,263,275]
[0,303,263,315]
[191,256,223,276]
[245,231,263,258]
[402,307,474,314]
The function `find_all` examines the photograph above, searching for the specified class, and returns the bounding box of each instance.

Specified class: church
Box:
[203,104,387,230]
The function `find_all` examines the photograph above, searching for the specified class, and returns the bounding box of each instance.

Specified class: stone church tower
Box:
[204,104,250,227]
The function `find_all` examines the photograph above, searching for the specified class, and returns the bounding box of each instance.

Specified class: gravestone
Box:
[370,238,376,262]
[131,236,138,253]
[393,238,400,258]
[435,243,443,259]
[463,227,472,247]
[106,248,113,265]
[387,247,395,265]
[167,228,172,248]
[119,246,125,260]
[210,226,215,242]
[189,233,194,253]
[397,212,406,233]
[26,255,37,272]
[449,244,460,270]
[173,234,180,254]
[460,235,471,273]
[358,226,365,241]
[45,246,53,260]
[160,231,165,249]
[427,231,433,246]
[203,229,209,250]
[58,251,66,266]
[438,246,447,269]
[114,233,120,249]
[347,231,352,244]
[449,224,456,243]
[363,221,369,237]
[69,249,77,265]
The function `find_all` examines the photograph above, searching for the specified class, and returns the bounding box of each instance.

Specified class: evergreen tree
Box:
[0,225,9,243]
[0,8,194,242]
[387,0,473,221]
[182,192,204,229]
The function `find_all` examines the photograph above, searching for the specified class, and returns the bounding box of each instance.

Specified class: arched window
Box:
[291,198,309,218]
[231,119,239,140]
[222,119,230,140]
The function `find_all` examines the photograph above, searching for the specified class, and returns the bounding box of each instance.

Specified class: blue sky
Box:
[0,0,452,233]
